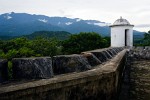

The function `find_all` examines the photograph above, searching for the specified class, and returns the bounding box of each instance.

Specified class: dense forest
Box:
[0,32,110,60]
[134,30,150,46]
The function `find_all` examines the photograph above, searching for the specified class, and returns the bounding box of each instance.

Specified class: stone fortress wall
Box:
[119,46,150,100]
[0,47,127,100]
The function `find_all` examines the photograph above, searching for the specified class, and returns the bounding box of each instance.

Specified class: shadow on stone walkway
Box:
[129,60,150,100]
[119,49,150,100]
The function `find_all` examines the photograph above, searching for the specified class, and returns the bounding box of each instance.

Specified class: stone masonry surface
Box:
[119,47,150,100]
[0,48,125,100]
[130,60,150,100]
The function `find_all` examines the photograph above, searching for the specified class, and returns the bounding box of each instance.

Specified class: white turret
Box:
[110,17,134,47]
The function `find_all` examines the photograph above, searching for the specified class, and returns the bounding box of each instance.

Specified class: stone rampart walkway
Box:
[130,60,150,100]
[119,59,150,100]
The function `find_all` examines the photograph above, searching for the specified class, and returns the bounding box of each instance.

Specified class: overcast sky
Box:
[0,0,150,32]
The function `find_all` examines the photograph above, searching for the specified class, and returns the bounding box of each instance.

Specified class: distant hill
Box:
[23,31,71,40]
[0,31,71,40]
[0,36,15,40]
[0,12,144,38]
[133,30,145,39]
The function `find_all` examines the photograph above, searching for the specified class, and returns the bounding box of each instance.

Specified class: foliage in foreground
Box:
[0,37,60,60]
[0,32,110,60]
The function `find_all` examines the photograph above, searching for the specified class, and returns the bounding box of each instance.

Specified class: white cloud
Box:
[0,0,150,32]
[58,22,61,25]
[4,15,12,20]
[87,22,110,26]
[76,18,81,22]
[135,24,150,28]
[38,19,48,23]
[65,22,73,25]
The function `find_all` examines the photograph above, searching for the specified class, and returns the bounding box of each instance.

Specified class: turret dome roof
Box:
[113,17,130,25]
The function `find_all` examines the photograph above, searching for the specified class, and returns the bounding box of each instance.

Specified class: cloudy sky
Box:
[0,0,149,32]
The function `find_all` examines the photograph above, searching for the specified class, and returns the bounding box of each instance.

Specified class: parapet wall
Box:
[0,59,8,83]
[0,47,126,100]
[130,46,150,60]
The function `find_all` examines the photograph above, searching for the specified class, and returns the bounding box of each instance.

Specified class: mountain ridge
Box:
[0,31,72,40]
[0,12,144,38]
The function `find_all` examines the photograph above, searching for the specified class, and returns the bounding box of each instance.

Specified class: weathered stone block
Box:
[102,50,112,59]
[91,51,108,62]
[0,59,8,83]
[114,48,119,53]
[12,57,53,79]
[81,52,101,66]
[109,48,117,55]
[130,47,150,60]
[53,54,91,75]
[136,47,144,51]
[140,50,150,59]
[107,49,115,57]
[145,46,150,50]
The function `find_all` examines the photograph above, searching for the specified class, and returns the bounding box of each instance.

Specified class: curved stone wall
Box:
[0,47,126,100]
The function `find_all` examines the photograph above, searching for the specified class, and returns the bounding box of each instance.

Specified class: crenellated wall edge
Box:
[0,49,127,100]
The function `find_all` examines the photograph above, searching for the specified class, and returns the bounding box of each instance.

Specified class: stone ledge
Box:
[0,59,8,83]
[12,57,53,79]
[0,49,126,100]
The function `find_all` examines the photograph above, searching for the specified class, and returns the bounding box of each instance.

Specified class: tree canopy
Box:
[143,31,150,46]
[0,32,110,60]
[62,32,109,54]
